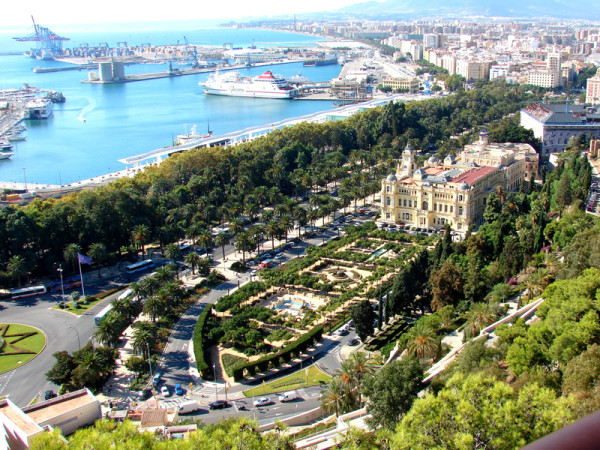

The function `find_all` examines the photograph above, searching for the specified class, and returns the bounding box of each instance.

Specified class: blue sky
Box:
[2,0,365,28]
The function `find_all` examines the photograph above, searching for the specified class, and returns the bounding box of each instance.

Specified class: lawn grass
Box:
[52,286,126,315]
[0,324,46,374]
[243,364,331,397]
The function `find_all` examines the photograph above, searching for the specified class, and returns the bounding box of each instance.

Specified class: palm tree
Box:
[165,244,181,278]
[7,255,27,287]
[132,224,151,260]
[335,352,373,408]
[93,316,119,348]
[154,265,176,282]
[132,321,157,356]
[184,251,202,274]
[463,303,497,339]
[143,295,164,322]
[214,232,230,261]
[198,231,214,261]
[229,218,244,236]
[406,328,441,360]
[279,215,294,243]
[265,220,279,251]
[250,225,265,256]
[320,378,349,417]
[235,231,253,263]
[64,243,82,271]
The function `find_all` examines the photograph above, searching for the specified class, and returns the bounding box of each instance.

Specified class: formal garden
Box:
[193,222,437,381]
[0,323,46,373]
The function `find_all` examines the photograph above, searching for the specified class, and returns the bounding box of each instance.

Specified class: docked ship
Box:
[303,54,338,67]
[24,98,53,119]
[176,124,212,146]
[200,71,298,99]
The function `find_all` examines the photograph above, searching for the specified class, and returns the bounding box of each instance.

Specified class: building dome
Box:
[403,143,413,155]
[459,182,469,190]
[428,156,439,164]
[386,173,397,182]
[444,155,455,164]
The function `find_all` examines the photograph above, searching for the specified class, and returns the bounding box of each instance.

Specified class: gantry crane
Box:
[13,16,70,59]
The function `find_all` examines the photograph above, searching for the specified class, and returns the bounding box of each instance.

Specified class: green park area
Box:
[0,324,46,373]
[52,287,124,315]
[243,364,331,397]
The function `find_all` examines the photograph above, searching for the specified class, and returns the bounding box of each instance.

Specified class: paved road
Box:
[0,203,373,411]
[0,281,120,407]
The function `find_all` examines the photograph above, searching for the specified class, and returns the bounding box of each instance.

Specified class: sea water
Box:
[0,23,342,185]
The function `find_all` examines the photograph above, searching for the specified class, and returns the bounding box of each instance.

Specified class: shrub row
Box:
[232,324,324,381]
[192,307,212,379]
[214,281,266,312]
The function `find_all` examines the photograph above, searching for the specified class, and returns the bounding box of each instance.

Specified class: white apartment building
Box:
[586,69,600,104]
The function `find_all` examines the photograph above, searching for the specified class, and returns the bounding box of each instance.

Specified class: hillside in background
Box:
[335,0,599,20]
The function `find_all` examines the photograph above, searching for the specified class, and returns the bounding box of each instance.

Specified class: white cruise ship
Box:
[200,71,298,99]
[25,98,53,119]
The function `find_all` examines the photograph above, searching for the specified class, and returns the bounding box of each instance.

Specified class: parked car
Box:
[253,397,271,407]
[209,400,229,410]
[160,385,170,397]
[348,338,360,346]
[175,383,183,396]
[44,390,57,400]
[138,389,152,400]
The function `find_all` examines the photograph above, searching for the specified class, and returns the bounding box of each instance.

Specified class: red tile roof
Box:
[451,166,497,185]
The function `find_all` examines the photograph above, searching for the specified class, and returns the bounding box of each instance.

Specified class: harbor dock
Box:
[80,60,297,84]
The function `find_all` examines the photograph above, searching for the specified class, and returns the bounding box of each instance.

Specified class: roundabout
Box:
[0,323,46,374]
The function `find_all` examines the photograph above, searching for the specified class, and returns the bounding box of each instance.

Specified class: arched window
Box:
[422,201,428,210]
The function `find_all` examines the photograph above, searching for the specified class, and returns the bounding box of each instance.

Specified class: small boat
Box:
[175,122,212,146]
[6,131,26,141]
[0,141,14,160]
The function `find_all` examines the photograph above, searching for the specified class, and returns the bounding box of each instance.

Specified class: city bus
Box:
[94,304,113,325]
[10,285,48,299]
[125,260,154,274]
[116,288,133,301]
[49,276,80,292]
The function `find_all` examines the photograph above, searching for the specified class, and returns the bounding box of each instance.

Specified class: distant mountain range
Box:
[335,0,599,21]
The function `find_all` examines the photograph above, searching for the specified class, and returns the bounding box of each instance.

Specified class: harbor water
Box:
[0,25,342,185]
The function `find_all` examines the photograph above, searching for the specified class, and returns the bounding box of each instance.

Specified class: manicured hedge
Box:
[232,324,324,381]
[214,282,267,312]
[192,307,212,379]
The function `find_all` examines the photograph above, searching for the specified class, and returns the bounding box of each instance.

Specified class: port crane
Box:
[183,36,199,67]
[13,16,70,59]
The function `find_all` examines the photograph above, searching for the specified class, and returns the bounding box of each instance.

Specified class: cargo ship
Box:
[303,54,338,67]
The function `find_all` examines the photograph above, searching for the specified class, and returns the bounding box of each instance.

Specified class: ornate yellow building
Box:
[380,132,539,233]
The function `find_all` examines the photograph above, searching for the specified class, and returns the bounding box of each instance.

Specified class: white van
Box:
[278,391,298,402]
[177,400,199,414]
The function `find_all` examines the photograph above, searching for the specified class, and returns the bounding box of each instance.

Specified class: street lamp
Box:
[22,167,27,192]
[67,325,81,350]
[213,363,218,401]
[57,265,65,304]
